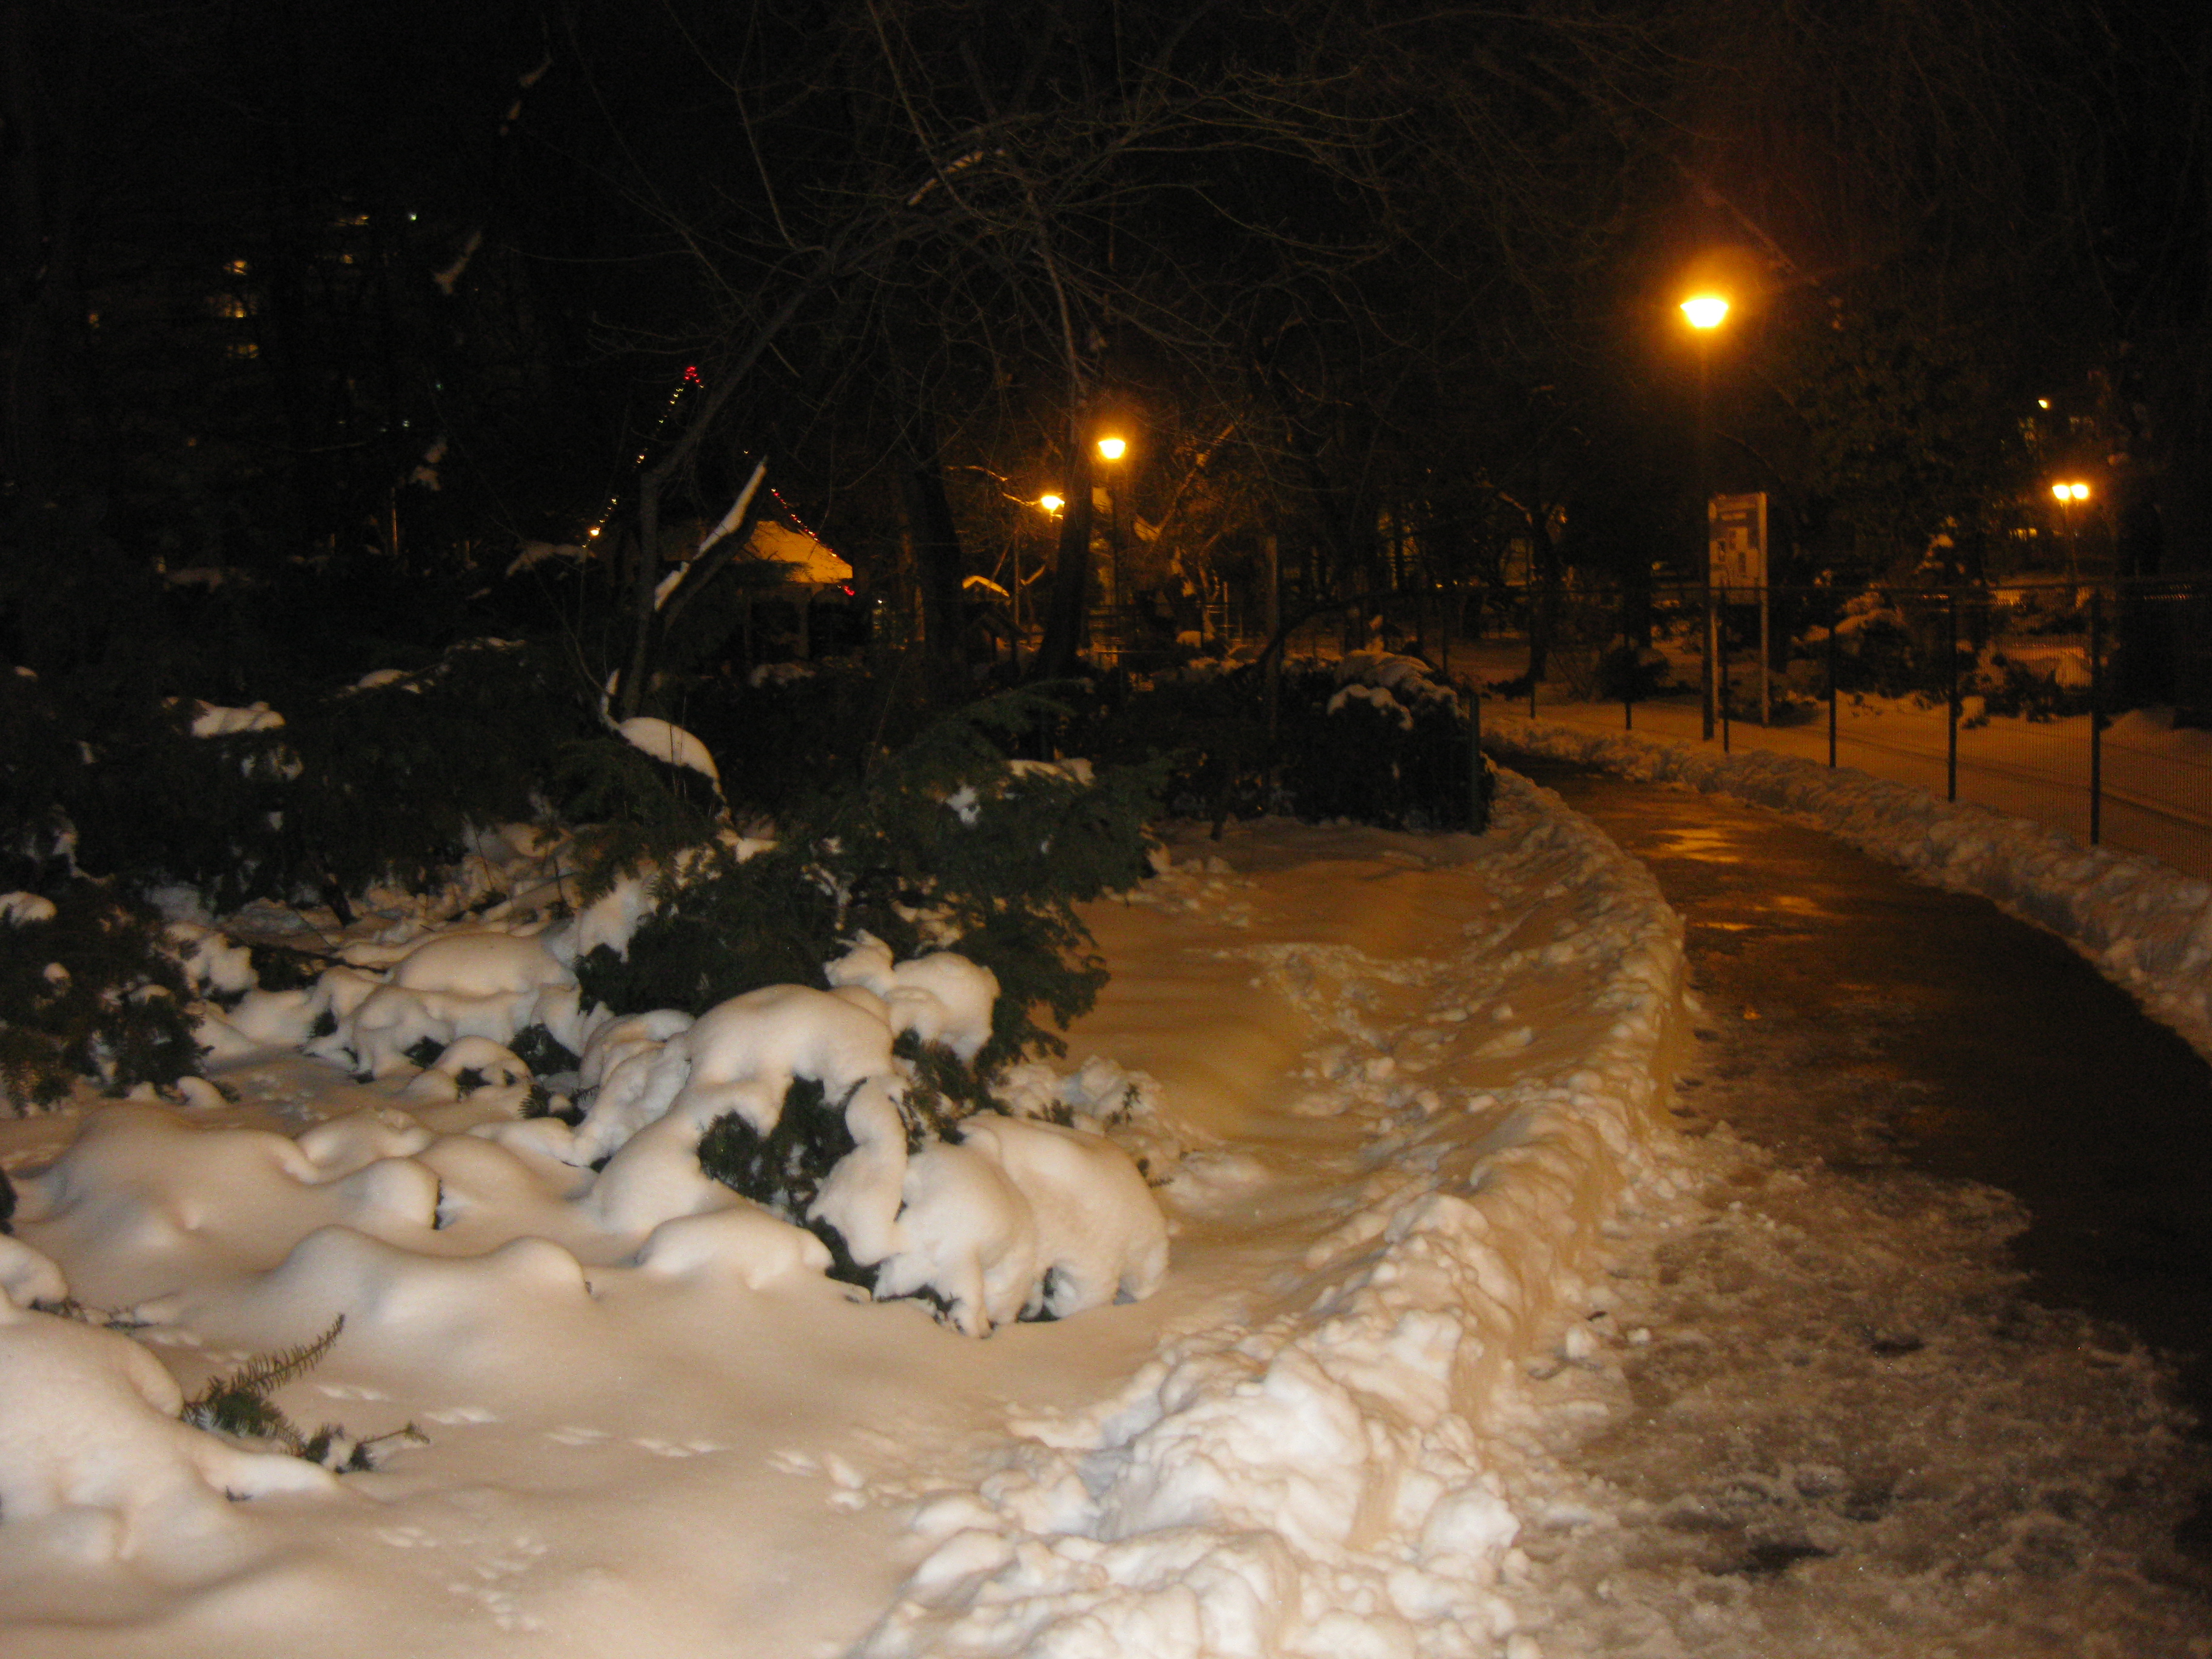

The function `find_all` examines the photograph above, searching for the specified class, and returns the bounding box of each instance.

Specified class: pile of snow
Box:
[0,919,1173,1569]
[3,772,1700,1654]
[1487,713,2212,1062]
[196,925,594,1081]
[186,701,285,738]
[535,956,1167,1335]
[857,770,1689,1657]
[161,793,1170,1342]
[1,892,58,927]
[0,1296,337,1560]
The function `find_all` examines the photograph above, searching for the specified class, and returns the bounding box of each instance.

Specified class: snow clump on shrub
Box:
[543,943,1168,1333]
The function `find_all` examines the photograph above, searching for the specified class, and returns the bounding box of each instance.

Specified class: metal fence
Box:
[1461,578,2212,879]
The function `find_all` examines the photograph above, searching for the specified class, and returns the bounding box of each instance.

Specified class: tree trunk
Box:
[1032,407,1096,680]
[903,421,971,705]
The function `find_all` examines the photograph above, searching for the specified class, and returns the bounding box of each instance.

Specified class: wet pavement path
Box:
[1510,757,2212,1552]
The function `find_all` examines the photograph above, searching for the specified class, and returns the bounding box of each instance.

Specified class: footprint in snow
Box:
[421,1404,499,1426]
[632,1437,729,1458]
[769,1449,865,1489]
[545,1426,609,1447]
[317,1382,392,1401]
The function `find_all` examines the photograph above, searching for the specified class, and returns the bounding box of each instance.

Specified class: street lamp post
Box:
[1094,435,1128,651]
[1022,492,1066,668]
[2051,480,2090,582]
[1681,293,1729,739]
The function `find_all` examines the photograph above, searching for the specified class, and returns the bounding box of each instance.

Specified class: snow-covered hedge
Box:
[184,848,1172,1336]
[0,893,1178,1558]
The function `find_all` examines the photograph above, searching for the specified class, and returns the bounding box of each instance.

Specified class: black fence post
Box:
[1528,589,1538,719]
[1469,683,1489,833]
[2090,586,2105,846]
[1623,586,1634,731]
[1701,581,1717,740]
[1826,581,1839,768]
[1719,600,1731,753]
[1945,586,1959,803]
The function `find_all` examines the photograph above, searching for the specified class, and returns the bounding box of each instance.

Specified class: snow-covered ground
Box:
[0,773,1687,1657]
[7,740,2211,1655]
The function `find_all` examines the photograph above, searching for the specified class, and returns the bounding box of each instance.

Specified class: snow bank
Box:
[1487,714,2212,1061]
[858,771,1689,1658]
[0,1299,336,1561]
[2,768,1697,1651]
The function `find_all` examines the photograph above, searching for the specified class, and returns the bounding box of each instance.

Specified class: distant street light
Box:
[1096,435,1127,461]
[1038,493,1064,514]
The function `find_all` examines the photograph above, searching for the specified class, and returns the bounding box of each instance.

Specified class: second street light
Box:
[1681,292,1729,740]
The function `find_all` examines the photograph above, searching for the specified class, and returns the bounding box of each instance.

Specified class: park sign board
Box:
[1709,492,1768,591]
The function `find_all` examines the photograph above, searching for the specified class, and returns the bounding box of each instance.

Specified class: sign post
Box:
[1708,492,1770,724]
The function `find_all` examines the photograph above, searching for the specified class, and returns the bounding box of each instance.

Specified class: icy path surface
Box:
[0,776,1684,1659]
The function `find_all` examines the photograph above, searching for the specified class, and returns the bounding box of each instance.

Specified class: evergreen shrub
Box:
[0,882,199,1110]
[1074,658,1486,833]
[579,688,1165,1071]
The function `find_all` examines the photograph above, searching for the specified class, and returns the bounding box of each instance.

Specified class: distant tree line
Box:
[4,0,2207,712]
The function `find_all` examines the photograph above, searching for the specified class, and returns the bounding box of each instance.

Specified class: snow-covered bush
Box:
[551,957,1168,1334]
[5,636,600,923]
[677,657,907,816]
[1279,653,1480,829]
[575,688,1163,1072]
[1963,646,2091,722]
[1815,588,1937,698]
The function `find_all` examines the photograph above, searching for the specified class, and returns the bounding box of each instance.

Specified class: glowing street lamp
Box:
[1037,493,1064,514]
[1680,293,1730,331]
[2051,480,2091,578]
[1090,436,1130,615]
[1681,290,1731,736]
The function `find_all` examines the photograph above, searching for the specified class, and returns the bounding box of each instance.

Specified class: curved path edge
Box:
[1489,713,2212,1066]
